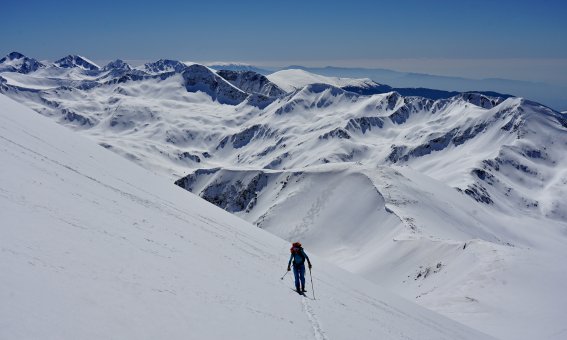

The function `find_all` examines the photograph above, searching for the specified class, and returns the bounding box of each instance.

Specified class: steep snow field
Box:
[2,52,567,339]
[0,95,493,339]
[178,164,567,339]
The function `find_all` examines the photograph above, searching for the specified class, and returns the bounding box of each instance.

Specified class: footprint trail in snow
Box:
[301,297,329,340]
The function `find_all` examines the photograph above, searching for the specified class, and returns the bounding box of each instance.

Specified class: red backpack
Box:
[290,242,302,254]
[290,242,305,264]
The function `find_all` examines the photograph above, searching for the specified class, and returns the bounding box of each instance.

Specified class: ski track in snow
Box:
[283,274,328,340]
[301,297,329,340]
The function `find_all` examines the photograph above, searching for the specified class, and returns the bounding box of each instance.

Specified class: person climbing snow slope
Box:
[287,242,312,293]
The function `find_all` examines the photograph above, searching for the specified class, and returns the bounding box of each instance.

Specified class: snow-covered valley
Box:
[0,92,495,340]
[2,52,567,339]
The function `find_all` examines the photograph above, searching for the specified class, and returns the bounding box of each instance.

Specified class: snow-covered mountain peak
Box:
[102,59,132,71]
[54,55,100,71]
[3,51,26,60]
[456,92,505,109]
[267,68,383,92]
[0,51,45,74]
[143,59,188,74]
[217,69,286,98]
[181,64,250,105]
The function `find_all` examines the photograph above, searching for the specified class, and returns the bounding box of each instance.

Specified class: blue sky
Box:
[2,0,566,83]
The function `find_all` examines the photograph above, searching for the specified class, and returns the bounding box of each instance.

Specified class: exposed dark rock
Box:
[217,125,274,149]
[217,70,286,97]
[55,55,100,71]
[182,65,249,105]
[178,152,201,163]
[346,117,384,134]
[319,128,350,140]
[198,173,269,213]
[61,109,93,126]
[464,184,493,204]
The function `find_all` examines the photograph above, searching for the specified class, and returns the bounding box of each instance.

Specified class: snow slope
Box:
[177,164,567,340]
[0,94,493,339]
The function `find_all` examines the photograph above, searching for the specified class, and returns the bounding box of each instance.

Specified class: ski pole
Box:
[309,267,315,300]
[280,270,290,280]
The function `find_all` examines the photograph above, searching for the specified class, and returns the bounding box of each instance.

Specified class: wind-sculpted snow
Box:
[2,54,567,339]
[1,94,495,340]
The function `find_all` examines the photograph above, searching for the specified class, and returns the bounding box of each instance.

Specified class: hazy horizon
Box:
[2,0,565,109]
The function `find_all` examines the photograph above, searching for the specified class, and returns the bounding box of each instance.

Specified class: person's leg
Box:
[299,264,306,291]
[293,265,300,291]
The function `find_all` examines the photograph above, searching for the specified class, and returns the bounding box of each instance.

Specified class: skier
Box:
[287,242,312,293]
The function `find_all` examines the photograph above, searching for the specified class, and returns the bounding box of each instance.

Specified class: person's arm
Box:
[287,254,293,270]
[302,250,312,268]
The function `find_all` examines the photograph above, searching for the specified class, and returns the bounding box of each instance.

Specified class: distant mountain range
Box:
[209,63,566,111]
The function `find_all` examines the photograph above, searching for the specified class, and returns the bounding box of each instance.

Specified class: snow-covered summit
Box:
[0,51,45,74]
[267,68,383,93]
[102,59,132,71]
[54,55,101,71]
[217,69,286,98]
[182,64,251,105]
[143,59,188,74]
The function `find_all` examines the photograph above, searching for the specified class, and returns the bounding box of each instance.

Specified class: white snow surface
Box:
[267,69,380,92]
[2,54,567,339]
[0,94,493,340]
[181,164,567,340]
